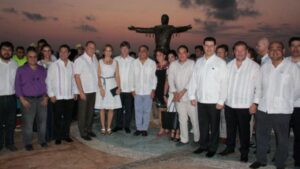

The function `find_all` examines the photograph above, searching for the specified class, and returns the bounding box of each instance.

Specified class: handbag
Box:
[161,102,179,130]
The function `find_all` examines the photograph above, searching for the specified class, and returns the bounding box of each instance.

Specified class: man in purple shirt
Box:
[15,47,48,151]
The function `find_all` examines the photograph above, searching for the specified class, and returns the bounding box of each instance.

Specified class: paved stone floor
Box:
[0,122,296,169]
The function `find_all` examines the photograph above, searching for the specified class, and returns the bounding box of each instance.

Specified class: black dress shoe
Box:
[206,151,216,158]
[249,161,266,169]
[88,132,96,137]
[25,144,33,151]
[64,138,73,142]
[133,130,141,136]
[81,136,92,141]
[193,147,207,154]
[6,145,18,151]
[142,131,148,136]
[112,127,122,132]
[55,140,62,145]
[240,154,248,162]
[218,148,235,156]
[40,143,48,148]
[125,128,131,133]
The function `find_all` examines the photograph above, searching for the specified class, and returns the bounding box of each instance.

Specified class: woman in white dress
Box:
[95,44,122,135]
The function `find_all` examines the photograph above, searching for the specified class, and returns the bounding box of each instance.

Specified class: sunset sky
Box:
[0,0,299,53]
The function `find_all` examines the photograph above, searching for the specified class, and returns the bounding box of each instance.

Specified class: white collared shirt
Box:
[257,59,300,114]
[226,57,260,108]
[168,59,194,102]
[114,55,135,93]
[188,54,228,105]
[286,56,300,107]
[261,54,270,65]
[131,58,157,95]
[0,59,18,96]
[46,59,78,100]
[74,52,99,93]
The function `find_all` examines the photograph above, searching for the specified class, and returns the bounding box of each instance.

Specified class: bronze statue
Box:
[128,14,192,53]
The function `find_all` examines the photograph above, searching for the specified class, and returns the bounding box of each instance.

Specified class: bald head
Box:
[256,37,269,56]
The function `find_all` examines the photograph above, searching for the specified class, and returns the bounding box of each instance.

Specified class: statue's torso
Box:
[154,25,175,50]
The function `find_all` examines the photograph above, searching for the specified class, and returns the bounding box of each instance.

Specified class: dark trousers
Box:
[198,103,220,152]
[22,97,47,145]
[77,93,96,137]
[224,105,251,155]
[292,107,300,167]
[255,111,291,168]
[115,92,133,129]
[53,99,74,140]
[0,95,16,147]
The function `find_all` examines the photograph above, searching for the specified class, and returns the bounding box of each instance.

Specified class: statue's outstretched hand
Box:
[128,26,136,30]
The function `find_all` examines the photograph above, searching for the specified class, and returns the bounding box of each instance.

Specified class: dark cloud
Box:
[22,11,58,22]
[178,0,260,20]
[249,24,276,33]
[22,11,47,21]
[85,15,96,21]
[75,24,98,32]
[248,23,300,40]
[193,18,243,35]
[2,7,18,14]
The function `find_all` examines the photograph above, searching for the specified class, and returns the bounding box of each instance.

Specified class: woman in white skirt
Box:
[95,44,122,135]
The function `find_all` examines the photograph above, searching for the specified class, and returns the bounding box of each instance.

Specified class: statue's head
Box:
[161,14,169,25]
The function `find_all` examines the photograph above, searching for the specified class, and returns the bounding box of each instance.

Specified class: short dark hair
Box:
[232,41,248,51]
[41,44,52,51]
[59,44,70,52]
[120,41,131,49]
[85,41,96,47]
[37,39,47,44]
[269,41,285,49]
[194,45,204,51]
[16,46,25,51]
[0,41,14,51]
[288,37,300,47]
[177,45,189,53]
[168,50,178,58]
[26,46,37,54]
[217,44,229,52]
[138,45,149,51]
[155,48,166,55]
[203,37,216,45]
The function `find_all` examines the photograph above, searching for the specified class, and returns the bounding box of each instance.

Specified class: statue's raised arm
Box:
[174,24,192,33]
[128,26,155,33]
[128,14,192,53]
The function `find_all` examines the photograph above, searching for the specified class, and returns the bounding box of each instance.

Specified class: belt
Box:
[0,94,15,98]
[24,95,44,99]
[101,76,115,89]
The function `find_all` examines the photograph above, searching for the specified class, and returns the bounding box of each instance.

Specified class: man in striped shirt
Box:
[46,45,78,145]
[218,41,260,163]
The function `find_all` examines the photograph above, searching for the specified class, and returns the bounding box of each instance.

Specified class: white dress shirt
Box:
[0,59,18,96]
[188,54,228,105]
[114,55,135,93]
[74,52,99,93]
[257,59,300,114]
[46,59,78,100]
[226,57,260,108]
[168,59,194,102]
[286,56,300,107]
[131,58,157,95]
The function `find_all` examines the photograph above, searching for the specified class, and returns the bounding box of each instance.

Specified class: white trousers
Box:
[176,101,200,143]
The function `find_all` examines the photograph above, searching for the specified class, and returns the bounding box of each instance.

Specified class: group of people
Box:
[0,36,299,169]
